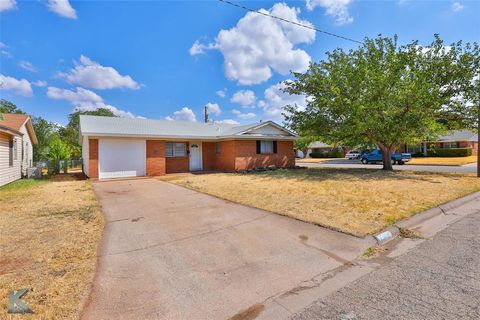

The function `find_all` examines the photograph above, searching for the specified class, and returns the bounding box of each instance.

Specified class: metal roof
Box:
[79,115,296,140]
[437,130,477,142]
[308,141,333,148]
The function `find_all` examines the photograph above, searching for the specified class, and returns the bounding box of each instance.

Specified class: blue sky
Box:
[0,0,479,125]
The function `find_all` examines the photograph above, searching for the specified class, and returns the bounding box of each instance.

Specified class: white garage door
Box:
[98,139,146,179]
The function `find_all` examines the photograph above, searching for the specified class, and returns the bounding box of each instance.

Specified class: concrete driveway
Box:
[81,178,372,320]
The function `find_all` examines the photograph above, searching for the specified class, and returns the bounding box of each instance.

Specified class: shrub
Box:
[411,152,425,157]
[329,148,344,158]
[427,147,472,157]
[310,151,329,158]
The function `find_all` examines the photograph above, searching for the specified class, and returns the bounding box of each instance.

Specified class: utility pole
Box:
[204,106,209,123]
[477,74,480,177]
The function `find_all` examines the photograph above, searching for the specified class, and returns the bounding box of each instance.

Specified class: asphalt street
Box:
[297,160,477,174]
[291,211,480,320]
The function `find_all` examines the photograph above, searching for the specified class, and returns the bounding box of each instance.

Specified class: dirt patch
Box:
[230,303,265,320]
[0,178,104,319]
[168,168,480,236]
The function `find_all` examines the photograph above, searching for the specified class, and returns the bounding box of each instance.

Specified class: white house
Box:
[0,114,38,187]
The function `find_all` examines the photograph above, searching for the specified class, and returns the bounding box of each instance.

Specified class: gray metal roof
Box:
[308,141,333,148]
[79,115,296,140]
[437,130,477,142]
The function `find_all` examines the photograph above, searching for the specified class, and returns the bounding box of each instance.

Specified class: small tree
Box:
[294,136,317,158]
[284,35,479,170]
[48,135,71,174]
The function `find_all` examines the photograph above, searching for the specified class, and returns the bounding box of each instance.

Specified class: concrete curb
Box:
[373,191,480,244]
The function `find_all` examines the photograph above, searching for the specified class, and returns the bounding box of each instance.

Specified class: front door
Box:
[189,142,202,171]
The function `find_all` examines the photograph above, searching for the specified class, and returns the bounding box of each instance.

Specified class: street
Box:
[292,211,480,320]
[297,160,477,174]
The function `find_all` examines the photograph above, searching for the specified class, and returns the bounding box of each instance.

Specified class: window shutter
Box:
[9,140,13,167]
[273,141,277,154]
[256,140,261,154]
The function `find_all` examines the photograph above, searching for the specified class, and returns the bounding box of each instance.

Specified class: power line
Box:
[218,0,363,45]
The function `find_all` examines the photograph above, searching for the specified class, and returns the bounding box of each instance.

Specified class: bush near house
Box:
[428,147,473,157]
[310,149,343,158]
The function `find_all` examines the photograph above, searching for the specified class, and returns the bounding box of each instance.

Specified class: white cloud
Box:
[58,55,140,90]
[0,42,6,49]
[46,0,77,19]
[216,89,226,98]
[166,107,197,122]
[452,2,464,12]
[189,40,216,55]
[231,90,256,107]
[257,81,306,120]
[232,109,256,119]
[205,102,221,116]
[0,42,12,58]
[216,119,239,124]
[72,102,136,118]
[0,0,16,12]
[0,74,33,97]
[18,60,37,73]
[305,0,353,25]
[47,86,103,103]
[33,80,48,87]
[191,3,314,85]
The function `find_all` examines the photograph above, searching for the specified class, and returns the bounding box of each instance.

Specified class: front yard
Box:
[165,168,480,236]
[0,175,104,318]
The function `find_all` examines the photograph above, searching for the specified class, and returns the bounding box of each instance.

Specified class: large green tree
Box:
[284,35,480,170]
[32,116,60,162]
[0,99,25,114]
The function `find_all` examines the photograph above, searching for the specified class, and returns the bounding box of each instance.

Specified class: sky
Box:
[0,0,479,126]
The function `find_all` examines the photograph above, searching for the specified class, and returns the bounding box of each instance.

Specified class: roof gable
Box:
[0,113,37,144]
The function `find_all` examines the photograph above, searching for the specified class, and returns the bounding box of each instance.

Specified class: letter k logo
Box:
[8,288,34,314]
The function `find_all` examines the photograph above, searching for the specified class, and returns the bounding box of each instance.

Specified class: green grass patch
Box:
[0,178,50,191]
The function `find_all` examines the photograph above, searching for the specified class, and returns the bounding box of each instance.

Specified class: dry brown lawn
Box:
[0,175,104,319]
[165,168,480,236]
[407,156,477,166]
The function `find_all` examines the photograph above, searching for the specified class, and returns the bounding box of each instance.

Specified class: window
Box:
[442,142,458,149]
[13,139,17,160]
[8,139,13,167]
[215,142,221,154]
[406,144,422,154]
[166,142,186,157]
[256,140,277,154]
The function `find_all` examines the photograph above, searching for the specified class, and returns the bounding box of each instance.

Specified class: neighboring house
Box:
[0,114,38,187]
[306,141,347,157]
[403,130,478,156]
[79,115,297,179]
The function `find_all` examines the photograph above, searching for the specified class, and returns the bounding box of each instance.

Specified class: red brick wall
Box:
[234,140,295,170]
[166,157,189,173]
[89,139,98,178]
[202,142,216,171]
[458,141,478,155]
[146,140,166,176]
[214,140,236,171]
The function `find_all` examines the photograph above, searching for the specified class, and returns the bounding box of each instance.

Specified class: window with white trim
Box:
[166,142,186,157]
[442,142,458,149]
[260,140,274,154]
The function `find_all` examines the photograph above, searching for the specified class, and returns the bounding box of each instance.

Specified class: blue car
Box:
[360,149,412,165]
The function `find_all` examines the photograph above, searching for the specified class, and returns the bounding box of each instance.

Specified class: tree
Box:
[0,99,25,114]
[61,108,116,158]
[48,135,71,174]
[294,136,317,158]
[32,116,60,162]
[284,35,480,170]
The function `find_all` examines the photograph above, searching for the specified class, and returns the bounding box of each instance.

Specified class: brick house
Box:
[403,130,478,156]
[79,115,297,179]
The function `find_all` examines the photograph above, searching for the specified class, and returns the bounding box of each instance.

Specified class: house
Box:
[403,130,478,156]
[0,113,38,187]
[79,115,297,179]
[305,141,348,158]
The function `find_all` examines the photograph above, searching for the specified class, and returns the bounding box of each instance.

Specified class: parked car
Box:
[345,150,361,159]
[360,149,412,165]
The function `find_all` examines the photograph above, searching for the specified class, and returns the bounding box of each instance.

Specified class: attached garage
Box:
[98,139,146,179]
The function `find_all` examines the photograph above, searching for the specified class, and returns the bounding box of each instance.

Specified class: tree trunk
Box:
[379,146,394,171]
